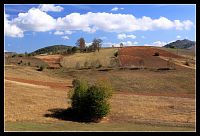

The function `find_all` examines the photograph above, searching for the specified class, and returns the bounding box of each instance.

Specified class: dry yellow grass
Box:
[60,48,118,68]
[4,65,195,129]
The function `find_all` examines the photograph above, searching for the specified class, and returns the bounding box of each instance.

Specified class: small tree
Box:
[69,79,113,122]
[76,37,86,52]
[120,43,123,47]
[92,38,103,52]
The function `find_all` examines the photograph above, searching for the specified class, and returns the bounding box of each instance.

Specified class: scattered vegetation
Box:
[69,79,113,122]
[75,62,81,69]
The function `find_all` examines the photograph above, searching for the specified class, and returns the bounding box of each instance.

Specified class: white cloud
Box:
[54,30,73,35]
[64,30,73,34]
[56,12,193,33]
[5,9,194,38]
[111,7,124,11]
[176,35,181,39]
[144,41,167,47]
[117,33,136,40]
[39,4,64,12]
[122,41,138,46]
[111,7,119,11]
[13,8,56,32]
[61,36,69,40]
[4,13,24,37]
[54,30,64,35]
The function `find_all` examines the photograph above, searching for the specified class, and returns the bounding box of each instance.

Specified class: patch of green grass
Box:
[5,121,195,131]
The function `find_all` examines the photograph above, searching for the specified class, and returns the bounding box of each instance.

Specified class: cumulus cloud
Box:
[144,41,167,47]
[4,13,24,37]
[38,4,64,12]
[122,41,138,46]
[12,8,56,32]
[176,35,181,38]
[56,12,193,33]
[61,35,69,40]
[117,33,136,40]
[5,9,194,38]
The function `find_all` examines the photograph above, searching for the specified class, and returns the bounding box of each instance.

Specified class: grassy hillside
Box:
[158,47,195,60]
[60,48,118,68]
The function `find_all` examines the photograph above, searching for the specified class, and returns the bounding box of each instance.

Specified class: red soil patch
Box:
[5,77,72,90]
[35,55,63,68]
[119,46,183,68]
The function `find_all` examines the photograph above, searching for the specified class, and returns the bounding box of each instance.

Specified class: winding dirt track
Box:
[5,77,72,90]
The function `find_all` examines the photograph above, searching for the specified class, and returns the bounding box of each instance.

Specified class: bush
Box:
[114,51,118,57]
[153,52,160,56]
[28,62,31,66]
[18,60,23,65]
[69,79,113,122]
[38,65,44,71]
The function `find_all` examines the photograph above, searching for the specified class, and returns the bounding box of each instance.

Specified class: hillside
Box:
[31,45,72,55]
[164,39,195,49]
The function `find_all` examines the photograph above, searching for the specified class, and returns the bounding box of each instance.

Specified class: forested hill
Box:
[31,45,72,55]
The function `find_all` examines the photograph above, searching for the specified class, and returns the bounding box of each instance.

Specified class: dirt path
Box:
[159,56,195,70]
[5,77,72,90]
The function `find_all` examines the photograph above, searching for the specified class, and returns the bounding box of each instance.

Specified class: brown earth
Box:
[119,46,184,68]
[35,55,63,68]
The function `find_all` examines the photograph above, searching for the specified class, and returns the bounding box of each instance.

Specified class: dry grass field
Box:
[4,64,195,131]
[4,47,196,131]
[60,48,118,68]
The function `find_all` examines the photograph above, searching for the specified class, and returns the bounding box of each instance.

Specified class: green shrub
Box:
[69,79,113,122]
[153,52,160,56]
[114,51,118,57]
[18,60,23,65]
[38,65,44,71]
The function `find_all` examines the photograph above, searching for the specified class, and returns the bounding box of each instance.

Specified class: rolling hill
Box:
[31,45,72,55]
[164,39,195,49]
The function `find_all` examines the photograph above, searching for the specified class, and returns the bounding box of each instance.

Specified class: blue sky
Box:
[4,4,196,53]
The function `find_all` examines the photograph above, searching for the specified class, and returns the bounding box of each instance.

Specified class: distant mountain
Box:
[4,52,17,57]
[31,45,72,55]
[164,39,195,49]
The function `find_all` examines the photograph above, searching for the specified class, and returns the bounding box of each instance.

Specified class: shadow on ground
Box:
[44,108,99,123]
